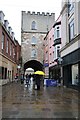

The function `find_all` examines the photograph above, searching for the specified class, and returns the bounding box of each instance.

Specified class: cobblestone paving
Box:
[1,81,79,119]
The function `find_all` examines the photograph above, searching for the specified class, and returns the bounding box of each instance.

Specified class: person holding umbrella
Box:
[34,70,45,90]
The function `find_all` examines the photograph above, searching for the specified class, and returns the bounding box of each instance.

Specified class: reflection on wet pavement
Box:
[2,81,79,118]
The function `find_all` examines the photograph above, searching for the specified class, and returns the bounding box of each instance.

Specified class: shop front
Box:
[62,48,80,90]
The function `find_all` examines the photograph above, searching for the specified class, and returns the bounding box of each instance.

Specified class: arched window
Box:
[31,36,37,45]
[31,49,37,58]
[31,21,36,30]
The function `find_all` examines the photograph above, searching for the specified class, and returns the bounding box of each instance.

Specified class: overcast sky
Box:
[0,0,62,44]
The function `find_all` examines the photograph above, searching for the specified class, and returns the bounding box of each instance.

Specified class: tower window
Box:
[31,21,37,30]
[31,36,37,45]
[31,49,37,58]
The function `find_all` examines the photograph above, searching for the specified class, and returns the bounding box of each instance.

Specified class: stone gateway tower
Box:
[21,11,55,72]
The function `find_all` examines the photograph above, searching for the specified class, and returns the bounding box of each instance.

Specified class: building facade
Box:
[44,31,49,78]
[60,1,80,89]
[49,15,61,80]
[21,11,55,72]
[44,15,61,79]
[0,11,21,85]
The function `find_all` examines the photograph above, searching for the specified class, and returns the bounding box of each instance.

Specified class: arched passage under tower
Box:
[24,60,43,72]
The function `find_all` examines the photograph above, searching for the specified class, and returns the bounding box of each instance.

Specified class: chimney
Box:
[11,32,15,40]
[4,20,9,30]
[0,11,5,24]
[8,26,12,35]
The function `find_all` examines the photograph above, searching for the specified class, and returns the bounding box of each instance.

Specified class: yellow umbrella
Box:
[34,70,45,75]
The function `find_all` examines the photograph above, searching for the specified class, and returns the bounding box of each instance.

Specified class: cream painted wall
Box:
[61,7,68,48]
[61,40,79,57]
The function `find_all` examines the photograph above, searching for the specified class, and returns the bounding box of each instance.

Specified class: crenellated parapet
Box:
[22,11,55,16]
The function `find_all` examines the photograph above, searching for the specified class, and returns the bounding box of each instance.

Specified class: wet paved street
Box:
[1,80,79,119]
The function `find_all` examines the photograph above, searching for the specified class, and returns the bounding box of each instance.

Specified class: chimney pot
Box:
[0,11,5,24]
[4,20,9,30]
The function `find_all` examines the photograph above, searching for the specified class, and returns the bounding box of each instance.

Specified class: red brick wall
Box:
[0,23,21,64]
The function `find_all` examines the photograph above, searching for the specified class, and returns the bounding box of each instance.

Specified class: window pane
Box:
[2,33,5,49]
[6,39,8,53]
[10,43,12,56]
[32,21,36,30]
[69,19,74,41]
[31,49,37,57]
[57,29,59,38]
[68,2,74,13]
[31,36,37,44]
[72,64,78,85]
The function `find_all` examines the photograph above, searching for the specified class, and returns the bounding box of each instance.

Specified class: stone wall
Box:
[21,11,55,66]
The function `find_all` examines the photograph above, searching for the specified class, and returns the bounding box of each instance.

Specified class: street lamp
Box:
[17,65,21,69]
[57,57,63,65]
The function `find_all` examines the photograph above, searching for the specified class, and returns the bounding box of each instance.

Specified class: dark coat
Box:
[35,74,41,86]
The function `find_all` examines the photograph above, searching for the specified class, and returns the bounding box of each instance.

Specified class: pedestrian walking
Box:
[20,74,24,84]
[25,74,30,87]
[35,74,41,90]
[15,73,18,82]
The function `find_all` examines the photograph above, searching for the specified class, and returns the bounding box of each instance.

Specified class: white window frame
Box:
[68,1,74,13]
[69,19,74,41]
[56,27,60,38]
[54,45,61,60]
[2,33,5,49]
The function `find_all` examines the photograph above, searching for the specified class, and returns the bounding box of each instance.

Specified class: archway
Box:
[24,60,43,72]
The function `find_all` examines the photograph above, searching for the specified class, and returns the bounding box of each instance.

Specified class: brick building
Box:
[0,11,21,85]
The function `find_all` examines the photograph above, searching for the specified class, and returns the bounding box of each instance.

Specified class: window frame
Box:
[2,33,5,49]
[56,27,60,38]
[6,39,9,53]
[54,45,61,60]
[31,49,37,58]
[69,19,74,41]
[31,36,37,45]
[10,43,12,56]
[31,21,37,30]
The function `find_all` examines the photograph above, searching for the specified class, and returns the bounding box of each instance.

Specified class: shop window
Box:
[72,64,78,85]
